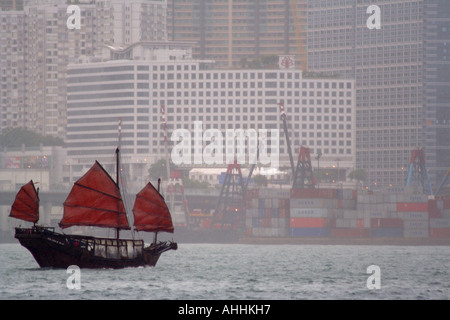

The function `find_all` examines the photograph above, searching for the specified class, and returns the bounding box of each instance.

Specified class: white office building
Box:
[66,43,356,187]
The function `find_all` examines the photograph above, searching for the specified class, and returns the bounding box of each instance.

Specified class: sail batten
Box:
[60,161,130,230]
[9,180,39,224]
[133,182,174,233]
[72,182,124,202]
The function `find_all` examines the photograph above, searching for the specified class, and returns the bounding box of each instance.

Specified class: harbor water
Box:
[1,243,449,300]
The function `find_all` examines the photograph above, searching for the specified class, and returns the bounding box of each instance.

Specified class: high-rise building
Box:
[306,0,449,189]
[23,1,102,138]
[0,0,23,11]
[0,8,26,130]
[1,0,168,139]
[110,0,167,47]
[423,0,450,188]
[167,0,307,70]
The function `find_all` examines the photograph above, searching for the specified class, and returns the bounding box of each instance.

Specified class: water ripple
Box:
[1,243,449,300]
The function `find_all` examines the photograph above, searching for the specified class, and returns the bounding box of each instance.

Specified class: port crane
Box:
[210,160,246,230]
[210,143,259,231]
[279,103,316,189]
[405,148,433,195]
[435,169,450,196]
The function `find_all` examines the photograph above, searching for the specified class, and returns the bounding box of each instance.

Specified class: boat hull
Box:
[15,227,177,269]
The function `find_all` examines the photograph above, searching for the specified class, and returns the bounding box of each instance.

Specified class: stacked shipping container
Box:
[245,188,290,237]
[330,189,369,238]
[244,188,450,240]
[429,196,450,238]
[289,188,337,237]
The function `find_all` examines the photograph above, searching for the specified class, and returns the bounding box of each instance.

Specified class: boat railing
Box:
[16,227,145,260]
[92,238,144,259]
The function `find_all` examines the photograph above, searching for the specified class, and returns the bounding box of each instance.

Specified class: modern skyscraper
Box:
[109,0,167,47]
[22,1,102,138]
[167,0,307,70]
[423,0,450,188]
[0,7,26,130]
[306,0,449,189]
[1,0,168,139]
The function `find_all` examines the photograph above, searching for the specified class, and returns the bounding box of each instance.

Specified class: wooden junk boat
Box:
[9,149,177,269]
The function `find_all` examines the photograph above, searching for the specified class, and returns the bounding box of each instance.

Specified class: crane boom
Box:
[279,103,296,177]
[435,169,450,196]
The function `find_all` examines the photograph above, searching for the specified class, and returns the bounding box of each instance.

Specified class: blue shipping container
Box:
[371,228,403,238]
[258,199,265,209]
[271,208,278,218]
[258,208,265,218]
[291,227,330,237]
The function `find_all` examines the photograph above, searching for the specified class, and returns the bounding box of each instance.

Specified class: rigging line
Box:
[119,167,135,240]
[117,118,136,240]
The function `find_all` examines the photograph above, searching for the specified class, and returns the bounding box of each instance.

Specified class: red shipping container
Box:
[444,198,450,210]
[279,199,289,209]
[278,209,288,218]
[329,218,336,228]
[200,218,212,228]
[430,228,450,238]
[259,218,272,228]
[332,228,370,238]
[428,199,441,219]
[290,218,328,228]
[338,199,343,209]
[357,219,365,228]
[371,218,403,228]
[246,189,259,200]
[397,202,428,212]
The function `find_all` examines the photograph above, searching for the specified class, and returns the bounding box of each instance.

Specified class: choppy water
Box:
[0,243,449,300]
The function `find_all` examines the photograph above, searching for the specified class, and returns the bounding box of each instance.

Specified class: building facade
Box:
[167,0,307,69]
[422,0,450,188]
[1,0,168,140]
[0,144,66,191]
[0,0,23,11]
[110,0,167,47]
[66,43,355,188]
[0,8,26,130]
[306,0,447,189]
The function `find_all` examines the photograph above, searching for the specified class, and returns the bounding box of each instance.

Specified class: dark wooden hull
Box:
[15,227,177,269]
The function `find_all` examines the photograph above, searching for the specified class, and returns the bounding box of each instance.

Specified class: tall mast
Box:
[115,147,120,239]
[116,147,120,186]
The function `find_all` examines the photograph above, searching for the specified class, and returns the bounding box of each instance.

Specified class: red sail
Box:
[60,161,129,230]
[133,182,174,233]
[9,180,39,223]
